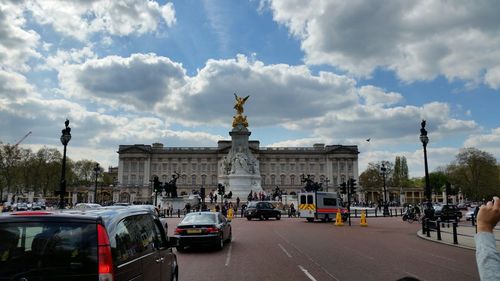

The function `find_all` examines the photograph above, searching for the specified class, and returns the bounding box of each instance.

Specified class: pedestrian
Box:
[236,197,240,208]
[474,196,500,281]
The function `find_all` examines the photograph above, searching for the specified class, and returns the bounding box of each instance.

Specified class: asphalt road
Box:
[165,215,478,281]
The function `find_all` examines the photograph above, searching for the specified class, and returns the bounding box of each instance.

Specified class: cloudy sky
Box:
[1,0,500,178]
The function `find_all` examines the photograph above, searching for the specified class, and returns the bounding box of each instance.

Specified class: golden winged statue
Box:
[232,93,250,128]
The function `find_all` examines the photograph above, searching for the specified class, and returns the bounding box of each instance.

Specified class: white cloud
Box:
[359,85,403,106]
[484,66,500,89]
[0,1,40,72]
[266,0,500,87]
[464,127,500,156]
[26,0,176,41]
[0,70,35,100]
[58,53,186,111]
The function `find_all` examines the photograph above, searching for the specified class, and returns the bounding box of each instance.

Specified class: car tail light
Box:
[97,224,114,281]
[205,227,219,233]
[174,227,185,234]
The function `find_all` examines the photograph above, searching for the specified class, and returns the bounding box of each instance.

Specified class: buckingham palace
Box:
[117,141,359,202]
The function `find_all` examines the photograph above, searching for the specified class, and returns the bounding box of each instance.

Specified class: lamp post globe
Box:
[59,119,71,209]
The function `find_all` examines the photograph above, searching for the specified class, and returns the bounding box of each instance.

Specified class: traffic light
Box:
[350,178,357,193]
[217,183,225,196]
[153,176,161,193]
[340,182,347,194]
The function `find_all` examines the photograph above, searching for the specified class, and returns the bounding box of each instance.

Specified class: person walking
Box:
[474,196,500,281]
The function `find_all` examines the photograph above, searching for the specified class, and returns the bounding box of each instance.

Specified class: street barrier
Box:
[334,211,344,226]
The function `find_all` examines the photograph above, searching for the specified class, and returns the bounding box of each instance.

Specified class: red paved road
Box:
[165,216,478,281]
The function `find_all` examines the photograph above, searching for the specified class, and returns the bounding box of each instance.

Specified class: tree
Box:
[429,171,448,193]
[446,147,499,201]
[392,156,410,188]
[359,161,393,190]
[0,143,22,201]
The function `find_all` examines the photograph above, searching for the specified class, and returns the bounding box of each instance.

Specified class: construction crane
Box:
[14,131,32,147]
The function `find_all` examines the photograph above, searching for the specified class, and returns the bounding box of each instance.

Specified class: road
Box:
[165,215,478,281]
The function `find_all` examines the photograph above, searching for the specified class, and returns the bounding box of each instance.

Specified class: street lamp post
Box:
[94,163,100,204]
[380,163,390,216]
[59,119,71,209]
[420,120,433,220]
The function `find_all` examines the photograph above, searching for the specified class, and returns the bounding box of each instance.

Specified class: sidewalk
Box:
[417,224,500,250]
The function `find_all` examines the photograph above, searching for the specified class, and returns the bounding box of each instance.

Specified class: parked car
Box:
[174,211,231,251]
[15,203,28,211]
[244,201,282,220]
[31,202,44,210]
[0,207,178,281]
[465,207,478,221]
[434,204,463,221]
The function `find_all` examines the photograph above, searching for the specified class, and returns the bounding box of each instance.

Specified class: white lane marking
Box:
[278,243,292,258]
[225,243,232,267]
[403,271,428,281]
[299,265,318,281]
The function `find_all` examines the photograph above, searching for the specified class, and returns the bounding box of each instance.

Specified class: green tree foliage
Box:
[392,156,410,188]
[429,171,448,193]
[359,161,393,190]
[446,147,499,201]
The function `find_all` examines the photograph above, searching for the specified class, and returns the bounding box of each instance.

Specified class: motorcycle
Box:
[402,207,420,223]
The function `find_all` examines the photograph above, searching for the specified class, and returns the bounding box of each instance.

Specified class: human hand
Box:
[477,196,500,233]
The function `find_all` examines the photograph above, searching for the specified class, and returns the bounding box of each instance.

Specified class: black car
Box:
[244,201,282,220]
[174,212,231,251]
[0,207,178,281]
[434,204,463,221]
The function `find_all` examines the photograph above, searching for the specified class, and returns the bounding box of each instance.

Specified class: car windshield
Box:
[247,202,257,208]
[181,213,217,224]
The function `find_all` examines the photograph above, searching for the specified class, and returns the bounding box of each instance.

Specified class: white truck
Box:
[298,191,349,222]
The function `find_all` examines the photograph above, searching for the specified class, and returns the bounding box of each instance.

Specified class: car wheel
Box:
[259,214,264,220]
[276,213,281,220]
[246,216,252,220]
[306,218,314,222]
[216,233,224,250]
[171,259,178,281]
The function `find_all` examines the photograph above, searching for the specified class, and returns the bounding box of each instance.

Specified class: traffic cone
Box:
[360,209,368,227]
[334,211,344,226]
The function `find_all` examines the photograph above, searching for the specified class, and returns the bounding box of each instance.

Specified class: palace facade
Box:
[117,141,359,202]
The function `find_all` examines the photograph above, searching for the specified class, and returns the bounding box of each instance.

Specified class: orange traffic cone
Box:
[334,211,344,226]
[360,209,368,227]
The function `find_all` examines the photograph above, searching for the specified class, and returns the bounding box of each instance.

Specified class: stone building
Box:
[117,141,359,203]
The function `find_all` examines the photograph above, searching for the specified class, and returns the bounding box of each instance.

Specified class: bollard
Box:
[426,219,431,237]
[400,209,403,216]
[422,217,426,234]
[355,209,358,218]
[177,209,180,218]
[452,222,458,244]
[471,214,475,226]
[375,209,378,217]
[436,218,442,241]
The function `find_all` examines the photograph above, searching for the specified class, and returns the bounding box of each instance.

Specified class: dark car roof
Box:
[0,206,155,231]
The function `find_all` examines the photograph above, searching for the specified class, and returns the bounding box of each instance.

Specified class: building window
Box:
[310,163,315,172]
[172,163,177,171]
[131,162,137,172]
[182,163,187,172]
[332,162,338,172]
[191,175,196,185]
[123,162,129,172]
[320,164,325,173]
[280,175,285,186]
[333,176,338,186]
[202,163,207,172]
[122,175,128,184]
[162,163,168,171]
[201,175,206,186]
[348,163,353,172]
[131,175,136,185]
[138,175,143,185]
[212,175,217,185]
[152,164,158,172]
[192,164,196,171]
[139,162,144,172]
[280,164,285,172]
[341,175,345,183]
[340,162,345,172]
[290,163,295,171]
[271,164,275,172]
[300,163,305,171]
[271,175,276,185]
[262,175,266,185]
[212,164,217,172]
[290,175,295,185]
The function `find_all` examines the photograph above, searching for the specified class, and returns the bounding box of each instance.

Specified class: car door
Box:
[153,219,174,281]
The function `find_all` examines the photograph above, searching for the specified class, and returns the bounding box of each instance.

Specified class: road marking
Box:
[225,243,232,267]
[298,265,318,281]
[403,271,428,281]
[278,243,292,258]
